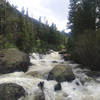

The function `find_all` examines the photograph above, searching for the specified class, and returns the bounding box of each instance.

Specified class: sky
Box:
[8,0,70,32]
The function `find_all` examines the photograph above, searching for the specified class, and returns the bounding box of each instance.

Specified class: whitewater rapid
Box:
[0,51,100,100]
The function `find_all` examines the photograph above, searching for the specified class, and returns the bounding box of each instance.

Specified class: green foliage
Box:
[0,35,16,49]
[72,29,100,70]
[68,0,99,37]
[67,0,100,70]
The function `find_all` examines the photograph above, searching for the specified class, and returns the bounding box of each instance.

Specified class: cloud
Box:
[8,0,70,31]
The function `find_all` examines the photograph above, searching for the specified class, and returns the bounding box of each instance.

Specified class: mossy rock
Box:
[0,83,25,100]
[0,48,30,74]
[48,64,75,82]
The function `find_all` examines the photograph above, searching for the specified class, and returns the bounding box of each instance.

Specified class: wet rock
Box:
[48,64,75,82]
[52,61,58,63]
[86,71,100,78]
[26,71,41,78]
[34,94,45,100]
[55,92,66,100]
[39,55,43,59]
[26,71,49,79]
[63,54,71,61]
[59,49,71,61]
[34,91,45,100]
[46,50,54,54]
[63,92,68,97]
[54,82,62,91]
[59,49,67,54]
[0,48,30,74]
[38,81,44,92]
[0,83,25,100]
[75,82,80,86]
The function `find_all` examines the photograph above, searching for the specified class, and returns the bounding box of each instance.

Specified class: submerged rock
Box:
[0,48,30,74]
[34,90,45,100]
[0,83,25,100]
[26,70,49,79]
[26,71,41,78]
[48,64,75,82]
[52,61,58,63]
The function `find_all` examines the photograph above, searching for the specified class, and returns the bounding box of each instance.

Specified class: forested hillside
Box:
[0,0,68,53]
[67,0,100,70]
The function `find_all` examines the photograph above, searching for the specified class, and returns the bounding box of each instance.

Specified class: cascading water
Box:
[0,51,100,100]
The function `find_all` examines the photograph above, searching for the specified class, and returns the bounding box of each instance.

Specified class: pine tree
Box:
[68,0,97,38]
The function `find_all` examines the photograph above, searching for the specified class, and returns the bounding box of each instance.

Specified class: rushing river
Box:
[0,51,100,100]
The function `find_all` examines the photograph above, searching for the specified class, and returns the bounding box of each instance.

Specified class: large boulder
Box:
[48,64,75,82]
[0,48,30,74]
[0,83,25,100]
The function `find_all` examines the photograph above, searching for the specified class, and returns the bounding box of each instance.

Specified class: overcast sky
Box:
[8,0,70,32]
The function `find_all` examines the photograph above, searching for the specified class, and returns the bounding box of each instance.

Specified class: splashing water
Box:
[0,51,100,100]
[27,51,64,77]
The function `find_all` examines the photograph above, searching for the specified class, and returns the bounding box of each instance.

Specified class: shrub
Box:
[71,29,100,70]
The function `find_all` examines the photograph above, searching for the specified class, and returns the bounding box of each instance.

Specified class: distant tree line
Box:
[0,0,68,53]
[67,0,100,70]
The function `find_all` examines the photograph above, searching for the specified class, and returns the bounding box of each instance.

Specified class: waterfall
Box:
[0,51,100,100]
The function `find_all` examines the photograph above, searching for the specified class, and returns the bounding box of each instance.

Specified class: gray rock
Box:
[0,83,25,100]
[48,64,75,82]
[0,48,30,74]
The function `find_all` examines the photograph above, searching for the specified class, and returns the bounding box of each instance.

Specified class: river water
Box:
[0,51,100,100]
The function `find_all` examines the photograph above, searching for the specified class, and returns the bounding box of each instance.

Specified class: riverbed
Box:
[0,51,100,100]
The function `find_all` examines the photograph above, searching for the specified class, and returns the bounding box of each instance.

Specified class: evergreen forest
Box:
[0,0,68,53]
